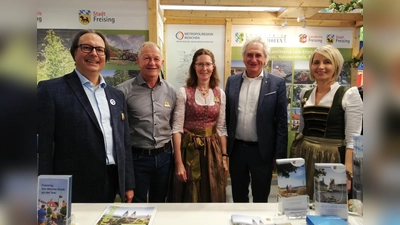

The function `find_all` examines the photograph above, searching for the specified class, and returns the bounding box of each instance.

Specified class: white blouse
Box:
[172,87,228,137]
[299,82,363,148]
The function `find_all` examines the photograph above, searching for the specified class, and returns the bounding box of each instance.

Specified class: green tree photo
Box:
[60,205,67,218]
[113,70,130,86]
[37,30,75,83]
[314,168,327,178]
[104,70,131,87]
[277,164,299,178]
[46,206,53,218]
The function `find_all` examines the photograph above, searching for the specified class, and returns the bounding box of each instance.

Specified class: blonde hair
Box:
[308,45,344,82]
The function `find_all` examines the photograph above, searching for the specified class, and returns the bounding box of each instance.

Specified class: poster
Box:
[165,24,225,89]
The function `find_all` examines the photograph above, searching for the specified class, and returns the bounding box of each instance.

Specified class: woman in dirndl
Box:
[290,45,363,200]
[170,48,228,202]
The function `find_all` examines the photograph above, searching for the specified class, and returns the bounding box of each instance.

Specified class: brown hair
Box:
[186,48,219,88]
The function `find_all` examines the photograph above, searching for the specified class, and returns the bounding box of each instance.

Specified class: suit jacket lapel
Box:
[65,72,101,131]
[104,87,118,129]
[104,87,123,160]
[233,73,244,117]
[258,69,271,109]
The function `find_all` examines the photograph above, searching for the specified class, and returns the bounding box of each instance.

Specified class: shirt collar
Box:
[75,69,107,88]
[137,74,162,86]
[242,70,264,80]
[330,82,340,89]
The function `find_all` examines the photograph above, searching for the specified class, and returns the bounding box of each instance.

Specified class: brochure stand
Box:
[277,194,309,219]
[352,152,363,202]
[350,135,363,215]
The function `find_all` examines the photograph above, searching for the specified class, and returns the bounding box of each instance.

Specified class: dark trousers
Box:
[131,147,171,203]
[229,141,273,202]
[104,165,118,202]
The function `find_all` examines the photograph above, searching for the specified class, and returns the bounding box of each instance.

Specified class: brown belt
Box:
[132,141,171,156]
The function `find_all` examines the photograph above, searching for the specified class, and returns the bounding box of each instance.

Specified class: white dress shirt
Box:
[76,70,115,165]
[235,70,263,142]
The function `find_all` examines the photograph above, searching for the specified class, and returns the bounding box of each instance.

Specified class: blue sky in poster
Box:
[278,165,306,188]
[102,70,115,77]
[231,60,244,68]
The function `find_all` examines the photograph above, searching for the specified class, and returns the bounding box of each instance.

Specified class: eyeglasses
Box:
[78,44,106,56]
[195,62,213,68]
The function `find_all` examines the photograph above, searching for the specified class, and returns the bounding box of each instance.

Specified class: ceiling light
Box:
[160,5,282,12]
[297,15,305,22]
[302,21,307,28]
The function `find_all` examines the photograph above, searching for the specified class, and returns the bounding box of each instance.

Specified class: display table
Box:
[71,203,363,225]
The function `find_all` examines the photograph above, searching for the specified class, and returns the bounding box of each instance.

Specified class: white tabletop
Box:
[71,203,363,225]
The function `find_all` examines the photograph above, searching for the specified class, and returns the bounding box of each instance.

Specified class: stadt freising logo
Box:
[79,10,91,25]
[235,32,244,44]
[326,34,335,44]
[299,34,307,43]
[175,31,184,40]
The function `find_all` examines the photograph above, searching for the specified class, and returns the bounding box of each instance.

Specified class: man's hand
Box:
[125,190,134,203]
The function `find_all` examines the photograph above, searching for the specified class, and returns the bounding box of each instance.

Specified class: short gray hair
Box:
[138,41,163,59]
[241,35,271,59]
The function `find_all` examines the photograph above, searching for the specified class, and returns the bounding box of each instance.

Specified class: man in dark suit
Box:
[225,36,288,202]
[37,29,134,203]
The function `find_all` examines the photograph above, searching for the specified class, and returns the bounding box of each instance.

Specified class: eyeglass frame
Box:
[77,44,107,56]
[194,62,214,68]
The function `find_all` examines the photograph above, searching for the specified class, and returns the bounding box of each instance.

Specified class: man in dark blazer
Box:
[37,29,134,203]
[225,36,288,202]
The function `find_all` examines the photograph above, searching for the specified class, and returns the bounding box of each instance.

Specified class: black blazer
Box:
[225,70,288,163]
[37,71,134,203]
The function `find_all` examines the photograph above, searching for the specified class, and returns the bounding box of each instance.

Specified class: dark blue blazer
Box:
[225,70,288,163]
[37,71,134,203]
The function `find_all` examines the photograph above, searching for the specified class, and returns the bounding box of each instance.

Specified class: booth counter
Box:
[71,203,363,225]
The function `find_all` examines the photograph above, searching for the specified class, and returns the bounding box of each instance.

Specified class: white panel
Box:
[37,0,148,30]
[157,13,164,43]
[165,24,226,89]
[232,25,353,48]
